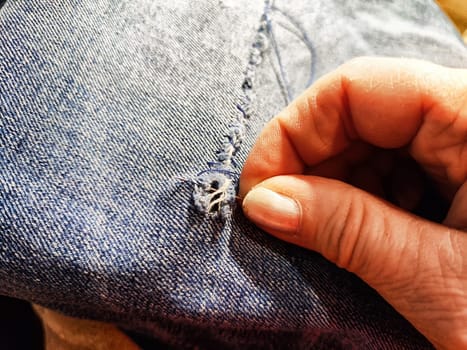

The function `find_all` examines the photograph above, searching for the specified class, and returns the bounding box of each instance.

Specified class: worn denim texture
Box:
[1,1,467,349]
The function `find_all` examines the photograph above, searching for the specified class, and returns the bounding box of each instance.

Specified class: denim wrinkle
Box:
[1,0,467,349]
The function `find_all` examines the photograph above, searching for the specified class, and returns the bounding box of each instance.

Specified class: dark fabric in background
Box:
[1,0,466,349]
[0,296,43,350]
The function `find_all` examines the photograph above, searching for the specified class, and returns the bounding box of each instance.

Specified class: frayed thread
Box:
[192,172,237,219]
[192,1,272,220]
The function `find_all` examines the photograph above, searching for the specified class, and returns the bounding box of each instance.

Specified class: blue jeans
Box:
[1,1,466,348]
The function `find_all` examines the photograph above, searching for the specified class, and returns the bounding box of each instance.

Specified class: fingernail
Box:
[242,187,300,234]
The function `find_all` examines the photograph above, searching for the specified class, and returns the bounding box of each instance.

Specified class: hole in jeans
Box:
[207,181,221,214]
[191,1,273,220]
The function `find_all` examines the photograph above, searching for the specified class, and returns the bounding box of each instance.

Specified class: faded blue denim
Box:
[1,1,466,349]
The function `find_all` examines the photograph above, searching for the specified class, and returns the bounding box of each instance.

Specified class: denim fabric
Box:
[1,1,466,349]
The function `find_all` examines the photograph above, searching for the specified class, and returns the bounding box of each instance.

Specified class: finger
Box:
[304,141,375,180]
[444,181,467,230]
[240,57,467,198]
[242,175,467,349]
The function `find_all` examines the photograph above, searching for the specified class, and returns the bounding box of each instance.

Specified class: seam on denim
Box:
[192,1,272,220]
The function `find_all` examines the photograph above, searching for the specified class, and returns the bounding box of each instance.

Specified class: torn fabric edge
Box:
[192,1,272,219]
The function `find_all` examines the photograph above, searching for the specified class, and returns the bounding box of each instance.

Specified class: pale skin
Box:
[239,57,467,350]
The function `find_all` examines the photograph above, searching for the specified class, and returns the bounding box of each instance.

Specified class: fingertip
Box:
[242,186,301,235]
[239,117,305,198]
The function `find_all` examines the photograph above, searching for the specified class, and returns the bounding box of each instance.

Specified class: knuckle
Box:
[325,188,368,272]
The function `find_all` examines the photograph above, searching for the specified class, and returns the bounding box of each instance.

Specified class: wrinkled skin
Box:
[240,57,467,349]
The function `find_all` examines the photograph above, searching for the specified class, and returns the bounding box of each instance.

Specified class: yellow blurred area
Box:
[436,0,467,43]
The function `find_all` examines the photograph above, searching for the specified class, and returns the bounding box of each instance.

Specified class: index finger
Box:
[239,57,467,198]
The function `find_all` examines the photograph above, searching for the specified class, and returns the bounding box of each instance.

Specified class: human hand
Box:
[239,57,467,349]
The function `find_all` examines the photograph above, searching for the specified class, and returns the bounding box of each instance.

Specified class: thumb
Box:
[242,175,467,348]
[242,175,427,281]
